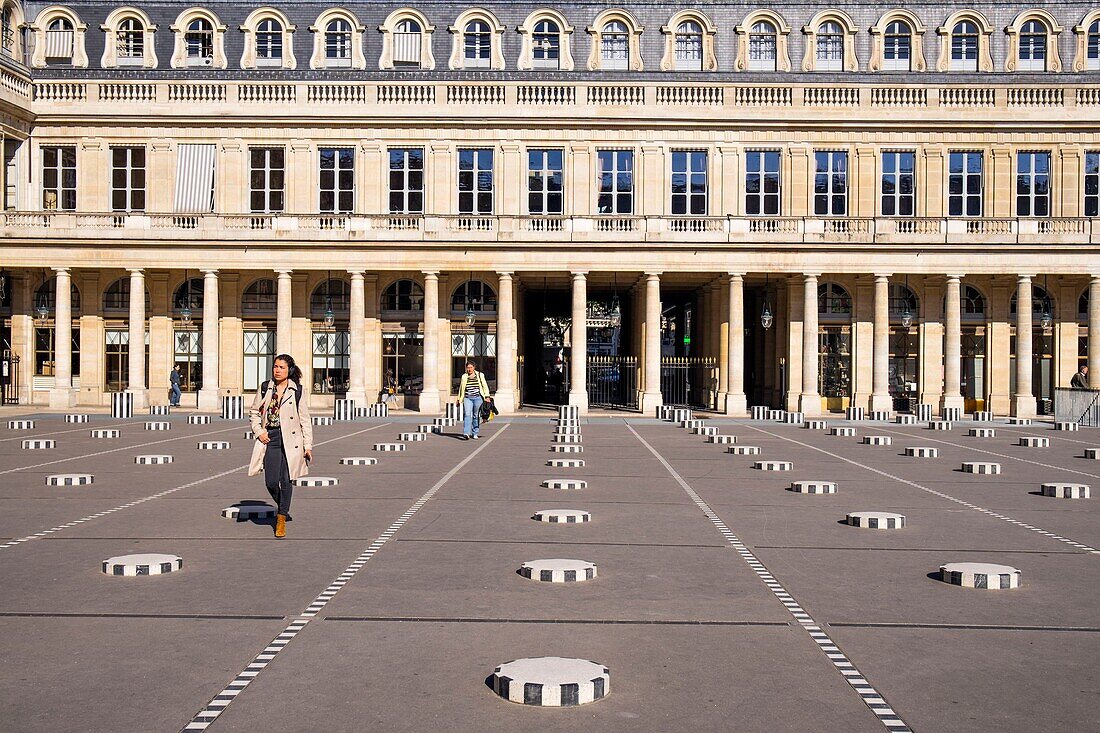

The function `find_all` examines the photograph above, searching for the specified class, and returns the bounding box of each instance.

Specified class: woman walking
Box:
[456,361,492,440]
[248,354,313,538]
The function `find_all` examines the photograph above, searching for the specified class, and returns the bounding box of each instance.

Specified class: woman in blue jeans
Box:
[456,361,491,440]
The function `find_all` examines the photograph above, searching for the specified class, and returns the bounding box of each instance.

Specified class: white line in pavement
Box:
[988,424,1100,447]
[0,419,150,442]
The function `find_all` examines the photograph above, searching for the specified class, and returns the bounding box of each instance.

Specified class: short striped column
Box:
[928,421,952,431]
[1055,422,1079,432]
[1018,436,1048,448]
[197,441,231,450]
[783,412,805,424]
[790,481,837,494]
[145,421,170,431]
[1040,483,1090,498]
[862,436,892,446]
[846,511,905,528]
[91,429,120,439]
[1006,417,1031,426]
[895,414,917,425]
[102,553,183,577]
[961,462,1001,474]
[312,416,334,426]
[22,439,55,449]
[915,404,934,421]
[973,410,995,422]
[805,420,829,430]
[333,398,356,421]
[754,460,792,471]
[110,392,133,419]
[447,403,463,421]
[188,414,211,425]
[941,407,962,421]
[939,562,1020,590]
[64,414,89,424]
[830,427,856,437]
[149,405,171,416]
[7,420,34,429]
[868,410,891,422]
[845,407,865,421]
[1084,448,1100,460]
[749,405,769,420]
[904,446,938,458]
[491,657,609,707]
[968,428,996,438]
[221,395,245,420]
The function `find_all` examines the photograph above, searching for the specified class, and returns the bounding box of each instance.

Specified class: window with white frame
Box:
[749,21,777,71]
[458,148,494,215]
[814,151,847,216]
[463,20,490,68]
[1089,21,1100,70]
[1,5,15,58]
[745,150,780,216]
[671,150,707,215]
[951,21,979,71]
[883,20,911,70]
[312,330,349,394]
[1016,151,1050,217]
[243,330,274,392]
[880,151,914,216]
[255,18,283,66]
[388,148,424,214]
[45,17,74,64]
[110,146,146,212]
[393,19,422,67]
[1017,19,1047,71]
[325,19,352,67]
[601,20,629,70]
[116,17,144,65]
[319,147,353,214]
[527,149,564,215]
[42,145,76,211]
[816,21,843,71]
[249,147,284,213]
[173,329,201,391]
[948,151,983,217]
[1085,151,1099,217]
[675,20,703,71]
[597,150,633,214]
[185,18,213,64]
[532,19,560,68]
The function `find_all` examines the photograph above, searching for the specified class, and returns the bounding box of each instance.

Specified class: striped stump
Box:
[941,407,962,422]
[749,405,769,420]
[789,481,837,494]
[491,657,609,707]
[671,408,692,423]
[973,411,995,422]
[7,420,35,429]
[1007,417,1032,426]
[754,460,793,471]
[102,553,183,577]
[915,404,934,421]
[904,447,939,458]
[847,511,906,529]
[1084,448,1100,460]
[558,405,580,420]
[1018,436,1049,448]
[398,432,427,441]
[830,427,856,437]
[357,403,389,418]
[1055,422,1079,432]
[340,457,378,465]
[968,428,996,438]
[681,419,706,429]
[145,421,170,431]
[91,429,120,439]
[221,395,245,420]
[433,417,457,427]
[962,462,1001,474]
[862,436,892,446]
[727,445,760,455]
[445,402,462,421]
[805,420,829,430]
[553,434,582,444]
[110,392,134,419]
[869,411,891,422]
[845,407,865,421]
[655,405,672,420]
[692,426,719,436]
[550,444,583,453]
[149,405,171,416]
[64,414,89,424]
[547,459,585,467]
[533,509,591,524]
[1040,483,1090,499]
[784,412,805,424]
[22,439,55,449]
[374,443,406,452]
[708,434,737,444]
[293,476,338,487]
[244,431,255,440]
[46,473,93,486]
[556,418,581,426]
[519,559,597,583]
[198,441,231,450]
[135,455,173,464]
[187,414,211,425]
[542,479,587,490]
[928,421,953,431]
[895,414,917,425]
[222,503,276,520]
[555,426,582,435]
[417,424,443,434]
[312,416,334,426]
[768,410,785,421]
[939,562,1020,590]
[333,398,356,421]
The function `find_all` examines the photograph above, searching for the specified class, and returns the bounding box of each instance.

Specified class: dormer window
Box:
[255,18,282,66]
[532,19,559,68]
[186,18,213,65]
[325,19,351,67]
[464,20,490,68]
[601,20,628,70]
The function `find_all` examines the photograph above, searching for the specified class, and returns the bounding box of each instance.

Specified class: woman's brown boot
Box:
[275,514,287,538]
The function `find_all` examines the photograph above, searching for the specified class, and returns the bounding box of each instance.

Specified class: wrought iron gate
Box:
[1,351,19,404]
[586,355,638,409]
[661,357,718,409]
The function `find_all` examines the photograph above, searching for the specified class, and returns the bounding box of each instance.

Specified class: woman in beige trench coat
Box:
[248,354,313,538]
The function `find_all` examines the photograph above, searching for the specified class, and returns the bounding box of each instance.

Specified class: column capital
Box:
[873,273,892,281]
[571,270,588,279]
[1017,274,1035,282]
[127,267,144,276]
[347,269,365,278]
[802,272,820,279]
[1091,273,1100,282]
[645,271,661,279]
[52,267,71,275]
[945,274,964,282]
[496,271,514,278]
[275,269,293,276]
[202,269,218,277]
[422,271,439,279]
[727,272,745,280]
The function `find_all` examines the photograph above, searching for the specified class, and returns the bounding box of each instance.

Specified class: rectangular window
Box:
[4,140,18,210]
[34,327,80,377]
[1085,151,1099,218]
[597,149,633,214]
[174,143,216,213]
[41,145,76,211]
[527,149,564,215]
[948,151,983,217]
[451,332,497,394]
[671,150,707,215]
[816,34,843,71]
[249,147,284,213]
[312,330,349,394]
[110,146,146,212]
[883,34,911,70]
[1016,151,1050,217]
[388,148,424,214]
[745,151,781,216]
[174,330,202,391]
[951,34,978,72]
[1090,32,1100,70]
[881,151,915,217]
[319,147,354,214]
[243,329,275,392]
[814,150,848,216]
[748,33,776,71]
[458,148,494,215]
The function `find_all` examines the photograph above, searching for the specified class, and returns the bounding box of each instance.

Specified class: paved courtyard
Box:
[0,409,1097,732]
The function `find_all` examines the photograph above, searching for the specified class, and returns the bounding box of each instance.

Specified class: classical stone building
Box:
[0,0,1098,416]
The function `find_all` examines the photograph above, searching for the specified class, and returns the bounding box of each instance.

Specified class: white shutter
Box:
[173,144,216,213]
[45,30,73,58]
[394,32,421,64]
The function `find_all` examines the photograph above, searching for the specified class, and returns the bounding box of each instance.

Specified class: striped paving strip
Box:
[180,424,509,732]
[747,425,1098,555]
[0,424,389,553]
[628,424,912,733]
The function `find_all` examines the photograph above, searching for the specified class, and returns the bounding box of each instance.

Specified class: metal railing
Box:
[1055,387,1100,426]
[660,357,718,410]
[586,355,638,410]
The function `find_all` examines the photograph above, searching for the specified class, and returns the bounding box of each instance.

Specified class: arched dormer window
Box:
[29,7,88,68]
[451,280,497,313]
[310,10,365,70]
[379,9,435,70]
[734,11,792,72]
[1072,12,1100,71]
[818,283,853,318]
[170,8,227,69]
[1005,10,1062,72]
[660,11,717,71]
[961,285,987,319]
[240,8,296,70]
[381,279,425,313]
[587,9,643,71]
[241,278,276,315]
[101,7,158,68]
[869,10,927,71]
[517,10,574,71]
[448,9,505,70]
[888,284,919,321]
[936,11,994,72]
[310,279,351,319]
[802,10,858,72]
[1,2,24,60]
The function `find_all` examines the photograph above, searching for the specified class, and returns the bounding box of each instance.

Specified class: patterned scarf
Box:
[264,385,283,429]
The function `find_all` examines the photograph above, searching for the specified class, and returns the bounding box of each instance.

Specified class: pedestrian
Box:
[248,354,313,538]
[169,364,182,407]
[1070,365,1090,389]
[381,368,399,409]
[456,361,491,440]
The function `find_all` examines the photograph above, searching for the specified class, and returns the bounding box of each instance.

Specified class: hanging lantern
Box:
[465,308,476,327]
[35,299,49,324]
[323,303,336,328]
[179,300,192,326]
[901,308,914,329]
[1039,307,1053,331]
[760,300,773,330]
[609,295,621,329]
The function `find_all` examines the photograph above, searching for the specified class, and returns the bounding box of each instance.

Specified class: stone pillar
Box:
[276,269,293,355]
[568,271,588,413]
[798,273,821,416]
[641,273,663,412]
[1090,275,1100,389]
[725,273,748,415]
[1012,275,1036,417]
[364,275,382,400]
[126,268,147,408]
[197,270,220,409]
[420,272,441,413]
[871,274,892,412]
[495,272,517,413]
[715,281,728,408]
[48,267,75,407]
[346,270,367,405]
[942,275,965,412]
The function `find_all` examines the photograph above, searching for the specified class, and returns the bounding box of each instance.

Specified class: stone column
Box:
[1090,275,1100,389]
[197,270,220,409]
[420,272,441,413]
[1012,275,1036,417]
[798,273,821,416]
[871,274,893,412]
[126,268,147,408]
[641,273,663,412]
[364,275,382,401]
[276,269,293,355]
[346,270,367,405]
[48,267,75,407]
[725,273,748,415]
[568,271,588,413]
[495,272,517,413]
[942,275,965,412]
[715,282,728,408]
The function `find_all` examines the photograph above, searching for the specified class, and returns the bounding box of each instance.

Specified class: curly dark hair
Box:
[273,353,304,385]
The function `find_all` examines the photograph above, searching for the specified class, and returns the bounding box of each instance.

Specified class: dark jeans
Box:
[263,427,293,516]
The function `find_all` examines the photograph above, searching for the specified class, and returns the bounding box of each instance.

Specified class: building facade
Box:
[1,0,1098,416]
